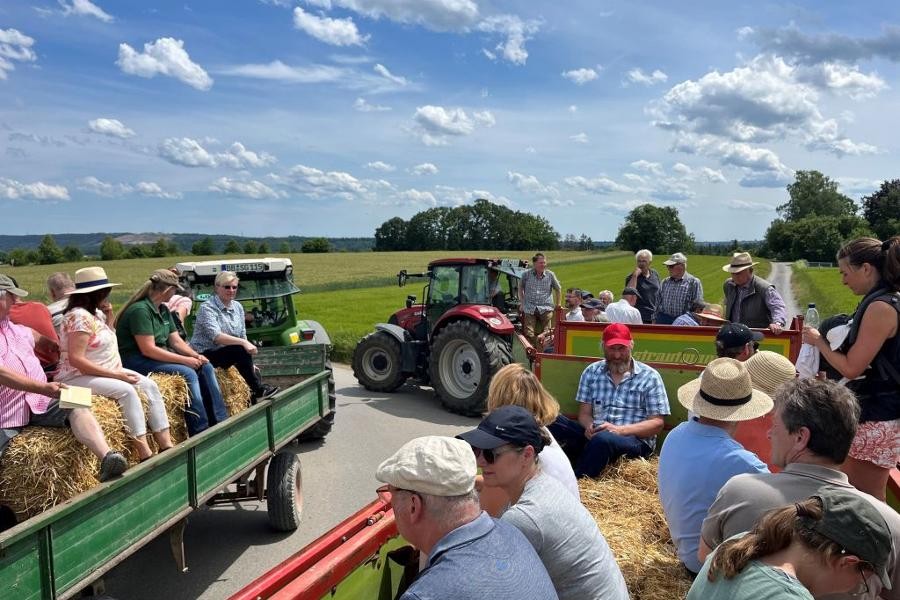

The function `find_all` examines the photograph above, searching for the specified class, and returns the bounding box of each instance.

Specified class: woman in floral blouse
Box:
[56,267,172,460]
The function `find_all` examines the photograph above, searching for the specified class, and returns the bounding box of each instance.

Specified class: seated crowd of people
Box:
[0,266,275,482]
[377,312,899,600]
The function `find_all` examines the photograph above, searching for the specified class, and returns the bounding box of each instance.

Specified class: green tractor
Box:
[175,257,335,439]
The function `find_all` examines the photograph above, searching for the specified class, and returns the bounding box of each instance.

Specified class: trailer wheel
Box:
[266,452,303,532]
[352,331,407,392]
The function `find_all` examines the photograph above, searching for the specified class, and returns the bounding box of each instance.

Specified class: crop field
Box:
[3,250,765,361]
[792,264,858,319]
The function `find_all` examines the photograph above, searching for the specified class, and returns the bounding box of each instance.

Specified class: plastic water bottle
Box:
[805,303,820,329]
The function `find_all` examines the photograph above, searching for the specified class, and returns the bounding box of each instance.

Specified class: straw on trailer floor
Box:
[579,457,693,600]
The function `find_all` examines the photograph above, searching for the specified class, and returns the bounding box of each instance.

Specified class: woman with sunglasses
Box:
[478,364,577,516]
[189,271,277,401]
[459,406,628,600]
[688,488,892,599]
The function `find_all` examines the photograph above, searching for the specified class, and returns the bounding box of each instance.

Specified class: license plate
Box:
[223,262,264,273]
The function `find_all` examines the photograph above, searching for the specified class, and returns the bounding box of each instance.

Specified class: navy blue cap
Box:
[457,406,545,452]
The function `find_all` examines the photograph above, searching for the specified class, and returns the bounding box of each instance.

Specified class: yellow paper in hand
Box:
[59,386,93,410]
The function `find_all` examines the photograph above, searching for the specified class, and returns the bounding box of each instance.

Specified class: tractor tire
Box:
[430,321,512,416]
[352,332,407,392]
[266,451,303,532]
[297,360,336,441]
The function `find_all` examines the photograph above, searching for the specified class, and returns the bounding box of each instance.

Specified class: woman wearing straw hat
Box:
[115,269,228,437]
[688,488,893,599]
[658,358,772,576]
[56,267,173,460]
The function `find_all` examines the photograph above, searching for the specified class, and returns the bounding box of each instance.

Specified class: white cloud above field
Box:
[87,118,135,139]
[117,38,213,90]
[157,138,276,169]
[0,28,37,81]
[1,178,69,201]
[77,176,181,199]
[293,7,369,46]
[209,177,284,200]
[60,0,114,22]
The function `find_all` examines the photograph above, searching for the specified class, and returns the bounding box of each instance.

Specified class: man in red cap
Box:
[548,323,670,477]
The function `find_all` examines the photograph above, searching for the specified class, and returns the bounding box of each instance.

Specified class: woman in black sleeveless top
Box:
[803,236,900,500]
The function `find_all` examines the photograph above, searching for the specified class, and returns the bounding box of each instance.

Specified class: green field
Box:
[792,263,859,320]
[3,251,761,362]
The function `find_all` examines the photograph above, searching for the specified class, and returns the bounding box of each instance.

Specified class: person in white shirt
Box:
[563,288,584,322]
[605,287,643,324]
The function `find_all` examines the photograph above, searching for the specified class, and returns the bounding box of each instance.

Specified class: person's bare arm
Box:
[167,333,208,365]
[134,334,201,368]
[578,402,595,439]
[66,332,137,382]
[595,415,665,438]
[628,267,641,290]
[805,301,897,379]
[0,366,64,397]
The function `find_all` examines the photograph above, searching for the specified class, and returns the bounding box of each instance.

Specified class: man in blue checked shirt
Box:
[549,323,670,477]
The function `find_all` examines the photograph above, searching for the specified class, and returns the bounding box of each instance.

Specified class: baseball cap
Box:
[457,405,545,453]
[580,290,594,300]
[149,268,185,292]
[621,286,641,299]
[580,298,603,310]
[376,436,476,497]
[0,274,28,297]
[716,322,763,349]
[603,322,632,346]
[663,252,687,266]
[801,488,893,590]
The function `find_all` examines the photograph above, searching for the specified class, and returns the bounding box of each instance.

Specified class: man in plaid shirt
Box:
[517,253,561,349]
[548,323,670,477]
[654,252,704,324]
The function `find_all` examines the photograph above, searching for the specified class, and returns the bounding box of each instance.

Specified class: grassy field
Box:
[3,251,762,362]
[792,263,858,319]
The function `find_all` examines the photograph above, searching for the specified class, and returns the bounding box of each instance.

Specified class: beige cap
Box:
[663,252,687,266]
[376,436,476,497]
[678,357,773,421]
[745,351,797,396]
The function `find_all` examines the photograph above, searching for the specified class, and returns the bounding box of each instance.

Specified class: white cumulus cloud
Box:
[477,15,540,66]
[78,176,180,198]
[158,137,217,167]
[209,177,284,200]
[216,142,277,169]
[280,163,368,200]
[507,171,559,200]
[320,0,479,31]
[400,188,437,206]
[60,0,114,22]
[563,175,632,195]
[117,37,213,90]
[365,160,395,172]
[411,162,438,175]
[562,67,599,85]
[87,118,135,139]
[0,28,37,81]
[625,68,668,86]
[413,105,489,145]
[0,177,69,201]
[293,6,368,46]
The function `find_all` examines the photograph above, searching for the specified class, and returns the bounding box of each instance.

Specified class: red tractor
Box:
[351,258,528,415]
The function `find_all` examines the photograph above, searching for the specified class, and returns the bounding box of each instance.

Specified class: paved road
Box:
[768,261,801,320]
[103,365,478,600]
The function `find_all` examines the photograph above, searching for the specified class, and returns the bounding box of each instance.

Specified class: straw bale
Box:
[215,366,251,417]
[580,457,692,600]
[148,372,190,444]
[0,396,128,521]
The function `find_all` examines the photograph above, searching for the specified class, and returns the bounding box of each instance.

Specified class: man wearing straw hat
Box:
[723,252,787,333]
[658,358,772,576]
[672,302,728,327]
[0,274,128,482]
[699,378,900,599]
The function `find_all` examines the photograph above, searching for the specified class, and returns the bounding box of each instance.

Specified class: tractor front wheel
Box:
[352,332,407,392]
[430,321,511,416]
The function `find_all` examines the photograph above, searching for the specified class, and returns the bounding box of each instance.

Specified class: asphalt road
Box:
[768,261,801,319]
[103,365,479,600]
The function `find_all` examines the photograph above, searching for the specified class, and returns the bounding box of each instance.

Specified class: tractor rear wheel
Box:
[352,331,407,392]
[430,321,512,416]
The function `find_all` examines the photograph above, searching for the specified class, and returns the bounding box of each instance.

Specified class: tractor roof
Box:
[426,257,529,278]
[176,257,293,276]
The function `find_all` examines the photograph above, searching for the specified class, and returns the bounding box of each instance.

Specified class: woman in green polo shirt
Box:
[115,269,228,436]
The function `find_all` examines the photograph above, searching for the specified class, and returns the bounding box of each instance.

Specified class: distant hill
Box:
[0,233,376,254]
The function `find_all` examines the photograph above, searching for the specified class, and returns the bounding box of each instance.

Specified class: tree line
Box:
[1,235,333,266]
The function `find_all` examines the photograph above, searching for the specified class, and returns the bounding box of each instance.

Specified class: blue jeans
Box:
[548,415,653,478]
[654,312,676,325]
[122,354,228,436]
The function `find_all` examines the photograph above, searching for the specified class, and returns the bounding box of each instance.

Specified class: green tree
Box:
[37,234,63,265]
[257,242,270,254]
[243,240,258,254]
[301,237,331,253]
[778,170,856,222]
[278,241,291,254]
[862,179,900,240]
[374,217,408,251]
[191,236,215,256]
[578,234,593,251]
[406,207,451,250]
[62,245,82,262]
[127,245,146,258]
[8,248,31,266]
[99,236,125,261]
[614,204,693,254]
[763,215,872,261]
[224,239,241,254]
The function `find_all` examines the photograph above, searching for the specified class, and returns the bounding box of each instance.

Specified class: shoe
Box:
[258,384,280,400]
[99,451,128,482]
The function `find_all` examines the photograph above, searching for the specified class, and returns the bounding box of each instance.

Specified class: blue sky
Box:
[2,1,899,241]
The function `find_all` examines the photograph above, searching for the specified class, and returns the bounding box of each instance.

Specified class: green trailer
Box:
[0,357,332,600]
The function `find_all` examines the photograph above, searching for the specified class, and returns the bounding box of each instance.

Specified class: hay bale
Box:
[148,372,190,444]
[215,366,251,417]
[0,396,128,521]
[580,457,692,600]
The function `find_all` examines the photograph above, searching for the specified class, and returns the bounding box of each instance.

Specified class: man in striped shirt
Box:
[654,253,704,324]
[0,275,127,481]
[518,253,561,349]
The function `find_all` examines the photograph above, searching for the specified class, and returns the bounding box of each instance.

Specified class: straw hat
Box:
[693,303,727,324]
[722,252,759,273]
[678,357,773,421]
[67,266,121,295]
[744,351,797,396]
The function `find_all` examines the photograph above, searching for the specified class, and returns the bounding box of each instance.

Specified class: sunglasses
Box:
[219,285,238,290]
[472,445,524,464]
[376,484,420,504]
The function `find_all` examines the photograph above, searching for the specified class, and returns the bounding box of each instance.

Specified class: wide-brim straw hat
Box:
[694,303,727,324]
[744,351,797,396]
[67,266,121,295]
[723,252,759,273]
[678,357,773,421]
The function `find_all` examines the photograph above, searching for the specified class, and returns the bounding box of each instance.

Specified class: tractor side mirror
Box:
[398,270,408,287]
[406,294,416,309]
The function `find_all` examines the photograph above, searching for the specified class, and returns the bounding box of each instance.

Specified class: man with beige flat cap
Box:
[722,252,787,333]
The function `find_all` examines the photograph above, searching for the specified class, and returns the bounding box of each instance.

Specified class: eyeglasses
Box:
[850,564,871,597]
[219,285,238,290]
[376,484,420,504]
[472,445,524,464]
